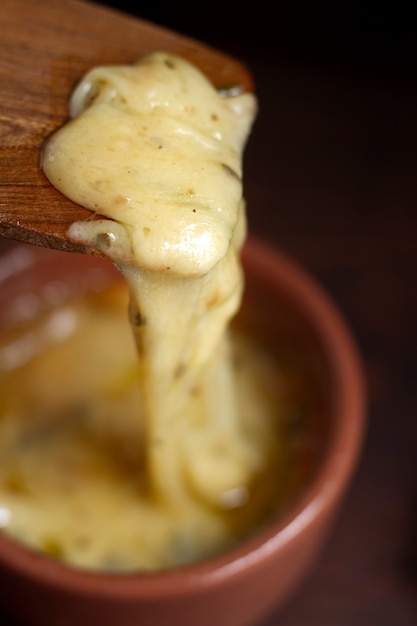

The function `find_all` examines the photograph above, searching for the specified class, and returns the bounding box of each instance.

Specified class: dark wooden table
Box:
[1,2,417,624]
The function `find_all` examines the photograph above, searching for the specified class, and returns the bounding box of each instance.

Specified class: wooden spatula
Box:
[0,0,253,255]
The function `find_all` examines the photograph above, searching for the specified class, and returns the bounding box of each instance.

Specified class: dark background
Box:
[96,2,417,625]
[97,1,417,78]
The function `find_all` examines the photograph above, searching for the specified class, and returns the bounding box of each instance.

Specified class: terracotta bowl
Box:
[0,236,366,626]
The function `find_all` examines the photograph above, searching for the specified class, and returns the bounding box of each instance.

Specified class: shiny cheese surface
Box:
[43,52,257,276]
[43,52,259,510]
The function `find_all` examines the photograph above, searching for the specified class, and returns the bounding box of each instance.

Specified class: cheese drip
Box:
[42,52,258,507]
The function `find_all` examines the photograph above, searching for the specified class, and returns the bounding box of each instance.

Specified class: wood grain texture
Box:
[0,0,253,254]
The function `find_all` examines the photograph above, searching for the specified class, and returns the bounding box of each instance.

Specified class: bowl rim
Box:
[0,236,366,599]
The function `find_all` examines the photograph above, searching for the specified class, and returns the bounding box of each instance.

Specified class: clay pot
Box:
[0,236,365,626]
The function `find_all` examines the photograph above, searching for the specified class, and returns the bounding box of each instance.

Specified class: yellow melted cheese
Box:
[44,52,256,275]
[0,280,291,570]
[0,53,293,571]
[43,52,258,507]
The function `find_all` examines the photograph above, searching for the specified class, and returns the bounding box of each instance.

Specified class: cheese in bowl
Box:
[0,54,314,571]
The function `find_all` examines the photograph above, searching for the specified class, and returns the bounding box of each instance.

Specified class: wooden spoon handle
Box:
[0,0,253,255]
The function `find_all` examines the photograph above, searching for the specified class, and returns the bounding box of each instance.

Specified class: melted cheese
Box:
[43,52,256,276]
[0,283,287,571]
[43,52,258,507]
[0,53,279,571]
